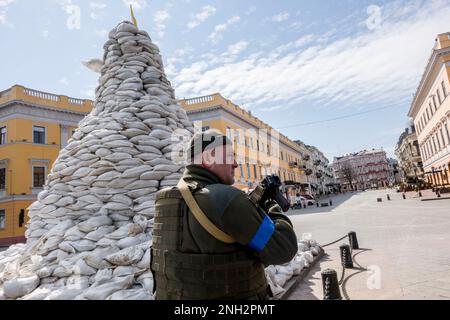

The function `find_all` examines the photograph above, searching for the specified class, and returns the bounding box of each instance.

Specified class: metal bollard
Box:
[387,194,390,201]
[321,269,342,300]
[402,193,406,199]
[348,231,359,249]
[377,198,382,202]
[340,244,353,268]
[418,191,422,197]
[329,199,333,206]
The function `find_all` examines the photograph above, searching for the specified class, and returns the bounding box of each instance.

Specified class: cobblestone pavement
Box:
[287,189,450,300]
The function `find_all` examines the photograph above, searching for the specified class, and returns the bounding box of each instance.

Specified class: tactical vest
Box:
[150,186,269,300]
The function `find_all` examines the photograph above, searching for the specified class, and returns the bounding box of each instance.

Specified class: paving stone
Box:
[287,189,450,300]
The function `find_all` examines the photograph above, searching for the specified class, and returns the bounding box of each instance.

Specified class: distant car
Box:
[299,196,315,206]
[302,194,314,200]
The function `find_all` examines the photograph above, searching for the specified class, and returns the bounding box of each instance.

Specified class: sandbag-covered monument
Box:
[0,16,321,300]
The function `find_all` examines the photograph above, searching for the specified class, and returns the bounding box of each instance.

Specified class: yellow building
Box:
[0,85,92,245]
[179,93,307,195]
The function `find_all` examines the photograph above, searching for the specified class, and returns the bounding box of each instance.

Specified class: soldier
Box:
[151,129,298,300]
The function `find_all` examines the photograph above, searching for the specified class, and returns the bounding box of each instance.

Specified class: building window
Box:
[430,104,434,116]
[0,127,6,145]
[440,128,446,147]
[226,127,232,141]
[428,139,434,155]
[0,209,5,229]
[432,96,437,111]
[247,163,252,179]
[0,168,5,189]
[426,141,432,158]
[442,81,448,97]
[33,126,46,144]
[437,89,442,105]
[421,116,425,128]
[445,123,450,145]
[33,166,46,188]
[426,108,431,121]
[432,136,438,153]
[239,164,244,178]
[201,126,210,132]
[19,209,25,228]
[436,133,442,150]
[253,164,257,179]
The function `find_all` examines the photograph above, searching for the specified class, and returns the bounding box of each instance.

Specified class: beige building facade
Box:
[408,32,450,187]
[395,122,424,185]
[179,93,308,197]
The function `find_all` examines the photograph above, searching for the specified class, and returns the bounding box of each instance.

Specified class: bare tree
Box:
[341,163,355,190]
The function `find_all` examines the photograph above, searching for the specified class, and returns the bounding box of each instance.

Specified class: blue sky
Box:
[1,0,450,161]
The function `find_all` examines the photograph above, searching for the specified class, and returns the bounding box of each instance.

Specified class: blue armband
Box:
[247,215,275,252]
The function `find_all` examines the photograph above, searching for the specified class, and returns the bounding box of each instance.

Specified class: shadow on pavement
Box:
[286,253,333,300]
[287,191,362,216]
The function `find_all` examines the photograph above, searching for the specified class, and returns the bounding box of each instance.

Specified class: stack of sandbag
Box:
[265,240,322,298]
[0,20,193,300]
[0,20,323,301]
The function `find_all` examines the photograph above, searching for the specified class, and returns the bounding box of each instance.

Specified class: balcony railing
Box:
[0,85,93,112]
[184,94,215,105]
[289,161,298,168]
[68,97,84,105]
[24,88,59,102]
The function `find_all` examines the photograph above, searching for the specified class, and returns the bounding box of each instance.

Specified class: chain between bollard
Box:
[320,231,366,301]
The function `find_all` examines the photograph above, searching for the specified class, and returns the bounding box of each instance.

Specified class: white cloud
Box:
[41,30,49,38]
[122,0,147,11]
[171,0,450,114]
[245,6,256,16]
[0,11,6,25]
[290,21,303,30]
[59,77,69,86]
[89,2,107,20]
[226,41,248,56]
[0,0,16,26]
[89,2,106,9]
[95,29,108,38]
[209,15,240,44]
[272,12,290,22]
[0,0,16,7]
[80,87,95,99]
[187,5,216,29]
[154,10,170,38]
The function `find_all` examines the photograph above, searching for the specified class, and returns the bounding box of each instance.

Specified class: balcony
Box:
[183,94,215,105]
[0,85,93,113]
[289,161,298,168]
[305,169,313,176]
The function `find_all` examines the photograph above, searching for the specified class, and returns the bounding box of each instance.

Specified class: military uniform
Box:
[151,165,298,300]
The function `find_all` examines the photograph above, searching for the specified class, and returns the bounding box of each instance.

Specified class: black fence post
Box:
[348,231,359,250]
[340,244,353,268]
[321,269,342,300]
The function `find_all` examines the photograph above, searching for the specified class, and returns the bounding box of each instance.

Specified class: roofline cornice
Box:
[408,47,450,117]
